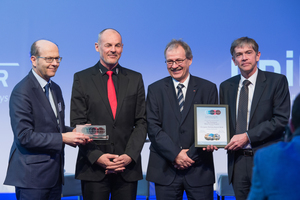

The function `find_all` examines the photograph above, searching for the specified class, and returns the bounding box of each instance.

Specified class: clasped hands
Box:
[97,154,132,174]
[173,145,218,170]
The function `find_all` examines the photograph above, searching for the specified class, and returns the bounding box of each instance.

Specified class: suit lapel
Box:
[229,76,240,132]
[249,69,266,122]
[180,76,197,124]
[29,72,57,124]
[164,77,181,123]
[91,65,113,119]
[51,87,63,132]
[116,68,129,121]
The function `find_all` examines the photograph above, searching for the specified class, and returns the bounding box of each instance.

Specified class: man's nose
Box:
[171,62,179,68]
[242,53,247,60]
[110,46,116,52]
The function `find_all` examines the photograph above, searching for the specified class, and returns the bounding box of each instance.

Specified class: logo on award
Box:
[76,125,108,140]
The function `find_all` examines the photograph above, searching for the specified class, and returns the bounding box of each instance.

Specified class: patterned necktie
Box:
[107,71,117,119]
[177,84,184,113]
[236,80,251,134]
[44,82,51,101]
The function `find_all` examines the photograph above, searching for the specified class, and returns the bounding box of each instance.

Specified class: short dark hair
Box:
[164,39,193,60]
[292,94,300,130]
[230,37,259,57]
[30,41,40,57]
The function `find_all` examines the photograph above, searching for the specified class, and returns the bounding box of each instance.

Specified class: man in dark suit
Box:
[146,39,218,200]
[219,37,290,200]
[4,40,90,200]
[70,29,147,200]
[248,93,300,200]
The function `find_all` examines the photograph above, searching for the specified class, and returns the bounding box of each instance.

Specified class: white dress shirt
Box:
[236,69,258,148]
[32,69,58,118]
[172,74,190,101]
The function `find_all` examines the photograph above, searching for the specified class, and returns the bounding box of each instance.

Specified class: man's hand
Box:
[96,153,124,170]
[96,154,132,174]
[105,154,132,174]
[202,145,218,152]
[173,149,195,170]
[62,131,91,147]
[225,133,249,151]
[112,154,132,167]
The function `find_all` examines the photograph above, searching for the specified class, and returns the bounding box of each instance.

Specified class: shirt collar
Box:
[32,69,51,88]
[172,73,190,89]
[240,68,258,86]
[98,62,120,75]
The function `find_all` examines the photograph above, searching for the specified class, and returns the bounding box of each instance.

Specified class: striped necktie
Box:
[177,84,184,113]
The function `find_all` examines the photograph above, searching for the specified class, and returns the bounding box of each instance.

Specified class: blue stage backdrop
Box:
[0,0,299,193]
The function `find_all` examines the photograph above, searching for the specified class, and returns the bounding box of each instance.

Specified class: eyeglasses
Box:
[165,58,186,66]
[37,56,62,63]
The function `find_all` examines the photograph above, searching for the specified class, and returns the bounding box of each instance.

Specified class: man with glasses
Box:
[4,39,90,200]
[146,39,218,200]
[70,29,147,200]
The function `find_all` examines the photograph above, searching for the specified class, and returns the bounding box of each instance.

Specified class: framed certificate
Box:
[194,104,230,147]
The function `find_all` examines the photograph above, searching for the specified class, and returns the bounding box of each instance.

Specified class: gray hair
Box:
[164,39,193,60]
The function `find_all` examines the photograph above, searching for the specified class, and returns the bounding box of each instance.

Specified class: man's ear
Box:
[31,56,37,68]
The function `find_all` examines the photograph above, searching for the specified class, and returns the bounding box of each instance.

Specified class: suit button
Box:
[111,143,114,146]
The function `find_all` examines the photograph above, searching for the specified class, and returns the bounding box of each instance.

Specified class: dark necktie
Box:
[44,82,51,100]
[177,84,184,113]
[236,80,251,134]
[107,71,117,119]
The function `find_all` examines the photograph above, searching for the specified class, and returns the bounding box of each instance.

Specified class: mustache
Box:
[169,66,183,71]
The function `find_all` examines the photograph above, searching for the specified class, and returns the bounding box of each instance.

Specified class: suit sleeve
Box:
[247,151,266,200]
[124,74,147,163]
[187,83,218,161]
[248,75,290,144]
[10,88,63,153]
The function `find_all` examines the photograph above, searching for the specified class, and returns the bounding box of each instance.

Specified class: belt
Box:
[236,149,253,156]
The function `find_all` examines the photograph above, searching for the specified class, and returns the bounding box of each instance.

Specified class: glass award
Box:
[76,125,109,140]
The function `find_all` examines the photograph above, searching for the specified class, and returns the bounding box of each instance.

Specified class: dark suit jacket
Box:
[248,131,300,200]
[4,70,72,189]
[146,75,217,187]
[219,69,290,183]
[70,62,147,182]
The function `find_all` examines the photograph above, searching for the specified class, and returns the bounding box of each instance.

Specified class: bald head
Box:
[30,40,58,57]
[98,29,122,44]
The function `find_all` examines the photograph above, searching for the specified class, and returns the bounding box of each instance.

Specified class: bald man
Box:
[4,40,90,200]
[70,28,147,200]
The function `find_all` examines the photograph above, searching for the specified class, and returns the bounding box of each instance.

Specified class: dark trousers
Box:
[155,172,213,200]
[15,178,62,200]
[232,153,254,200]
[81,174,137,200]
